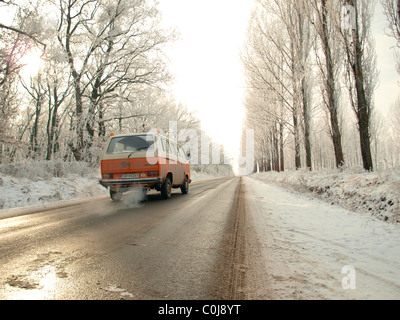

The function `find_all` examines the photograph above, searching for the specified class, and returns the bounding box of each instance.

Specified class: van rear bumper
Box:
[99,177,163,189]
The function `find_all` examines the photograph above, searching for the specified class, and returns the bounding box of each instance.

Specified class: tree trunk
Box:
[301,77,312,170]
[291,38,302,170]
[29,98,41,159]
[356,101,374,171]
[46,89,60,161]
[330,109,345,167]
[350,0,374,171]
[98,104,106,137]
[293,109,301,170]
[298,9,312,171]
[279,120,285,171]
[69,82,84,161]
[321,0,345,167]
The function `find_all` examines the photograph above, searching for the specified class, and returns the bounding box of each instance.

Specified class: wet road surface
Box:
[0,177,248,300]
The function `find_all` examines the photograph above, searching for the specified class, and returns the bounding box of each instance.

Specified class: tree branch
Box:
[0,22,46,50]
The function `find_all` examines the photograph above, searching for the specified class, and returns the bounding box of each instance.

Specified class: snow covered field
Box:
[244,175,400,299]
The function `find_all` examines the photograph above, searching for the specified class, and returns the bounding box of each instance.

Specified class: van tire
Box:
[181,176,189,194]
[110,190,123,202]
[161,177,172,199]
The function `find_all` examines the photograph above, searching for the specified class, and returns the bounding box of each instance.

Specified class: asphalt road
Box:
[0,177,249,300]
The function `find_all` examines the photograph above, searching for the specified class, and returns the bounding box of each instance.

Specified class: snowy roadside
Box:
[243,175,400,299]
[251,168,400,224]
[0,162,107,214]
[0,160,229,215]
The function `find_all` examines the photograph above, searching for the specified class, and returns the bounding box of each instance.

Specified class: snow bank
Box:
[0,160,108,212]
[251,168,400,224]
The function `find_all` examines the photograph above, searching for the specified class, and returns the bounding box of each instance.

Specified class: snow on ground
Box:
[0,160,107,212]
[251,168,400,224]
[244,175,400,299]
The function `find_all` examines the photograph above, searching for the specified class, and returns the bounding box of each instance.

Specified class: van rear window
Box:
[106,135,154,154]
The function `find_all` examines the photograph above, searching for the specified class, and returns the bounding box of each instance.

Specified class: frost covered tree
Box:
[381,0,400,73]
[242,0,314,171]
[0,1,40,161]
[0,0,196,165]
[20,73,46,159]
[309,0,345,168]
[242,0,382,172]
[0,0,46,50]
[55,0,173,161]
[0,31,21,157]
[340,0,378,171]
[242,7,290,172]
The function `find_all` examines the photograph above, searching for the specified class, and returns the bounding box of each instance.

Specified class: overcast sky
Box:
[158,0,251,157]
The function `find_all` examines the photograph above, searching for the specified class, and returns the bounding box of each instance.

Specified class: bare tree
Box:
[55,0,172,161]
[0,34,22,149]
[44,62,72,160]
[242,0,315,171]
[84,0,172,149]
[295,0,314,170]
[0,0,199,164]
[0,1,46,49]
[341,0,378,171]
[381,0,400,73]
[242,9,291,171]
[310,0,345,168]
[55,0,102,161]
[20,73,46,159]
[0,3,36,161]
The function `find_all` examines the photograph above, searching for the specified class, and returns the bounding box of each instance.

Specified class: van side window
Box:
[169,141,177,155]
[179,147,186,161]
[160,137,166,152]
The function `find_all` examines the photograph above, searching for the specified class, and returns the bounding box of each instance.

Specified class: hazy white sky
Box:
[372,4,399,115]
[158,0,252,157]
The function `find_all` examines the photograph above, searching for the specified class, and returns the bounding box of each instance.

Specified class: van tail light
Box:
[102,173,113,179]
[147,171,159,177]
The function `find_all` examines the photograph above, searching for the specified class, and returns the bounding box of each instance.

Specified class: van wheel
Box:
[181,176,189,194]
[110,190,123,202]
[161,177,172,199]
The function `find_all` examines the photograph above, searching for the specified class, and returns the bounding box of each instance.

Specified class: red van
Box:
[99,132,191,201]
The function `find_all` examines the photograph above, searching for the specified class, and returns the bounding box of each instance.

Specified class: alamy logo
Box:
[341,4,356,31]
[341,265,356,290]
